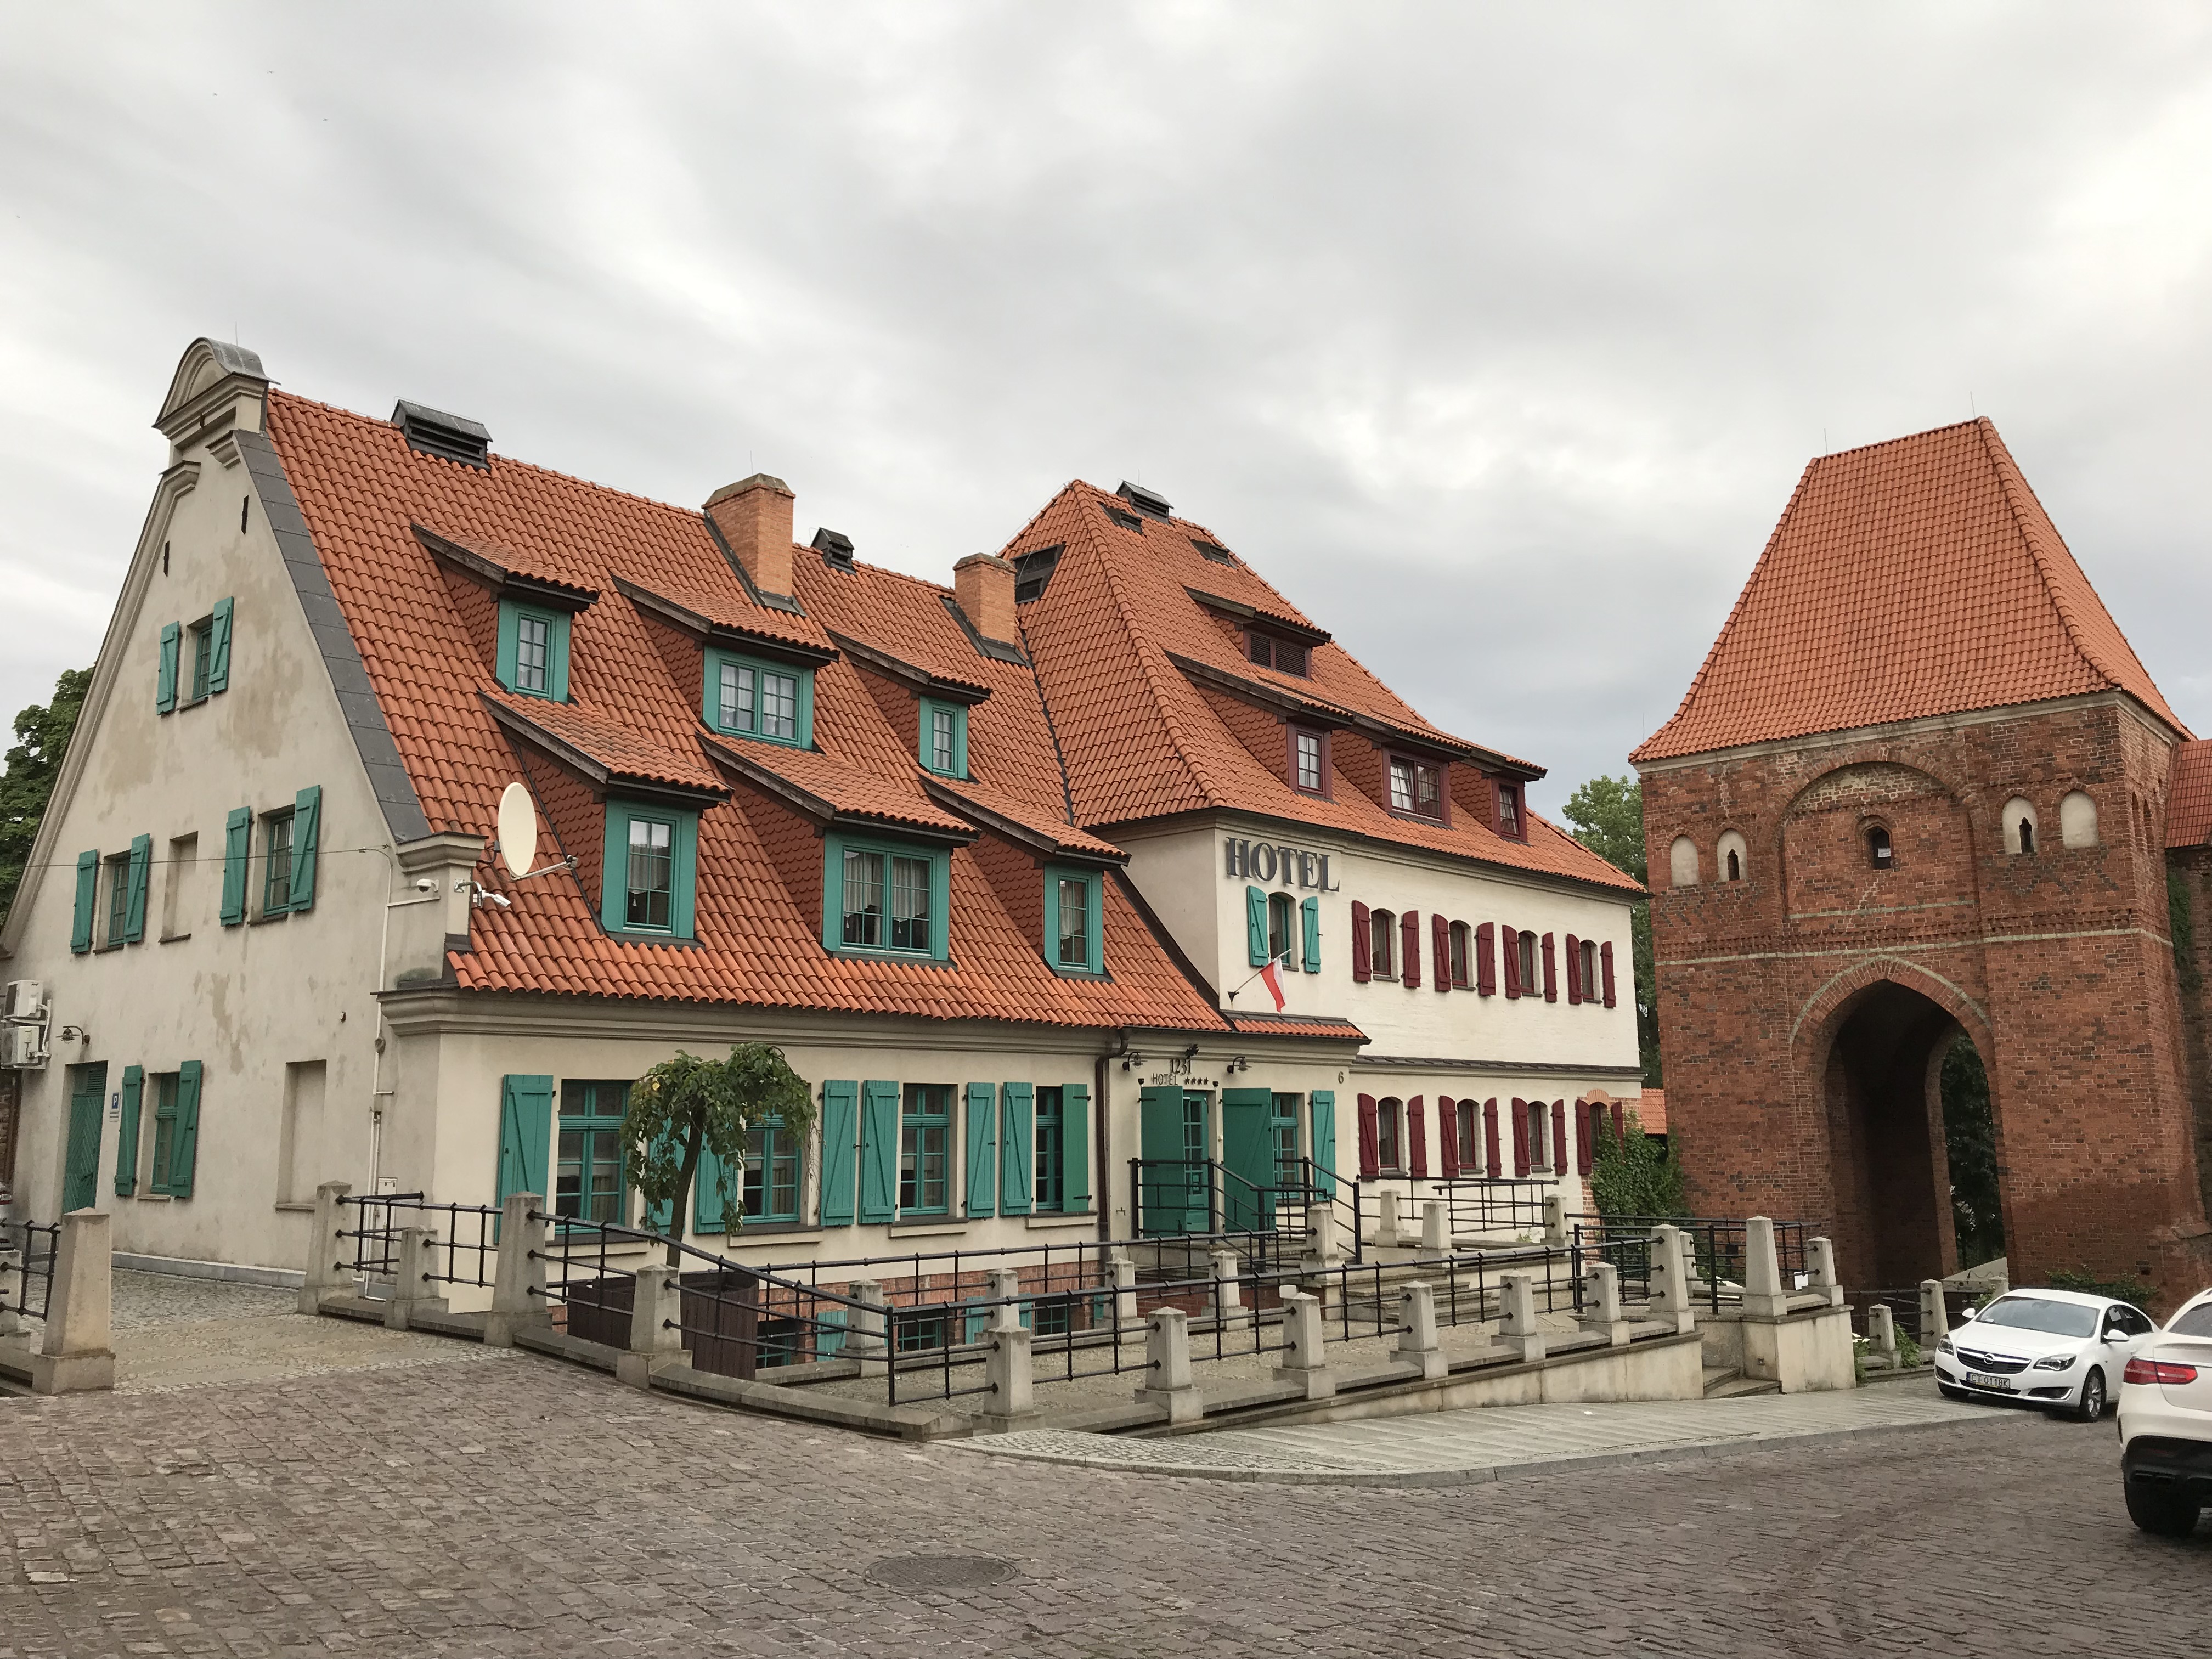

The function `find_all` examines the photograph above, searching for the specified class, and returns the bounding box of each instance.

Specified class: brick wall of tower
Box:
[1643,697,2212,1308]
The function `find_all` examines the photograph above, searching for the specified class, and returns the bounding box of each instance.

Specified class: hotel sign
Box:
[1223,837,1341,891]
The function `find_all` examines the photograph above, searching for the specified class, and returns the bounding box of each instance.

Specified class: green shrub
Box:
[1590,1111,1686,1221]
[2044,1267,2153,1307]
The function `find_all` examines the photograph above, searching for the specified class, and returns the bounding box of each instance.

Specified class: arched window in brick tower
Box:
[2002,796,2038,856]
[2060,790,2098,848]
[1717,828,1746,883]
[1867,825,1893,869]
[1668,836,1699,888]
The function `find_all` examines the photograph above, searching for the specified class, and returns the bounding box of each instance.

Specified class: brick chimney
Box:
[704,473,795,598]
[954,554,1017,645]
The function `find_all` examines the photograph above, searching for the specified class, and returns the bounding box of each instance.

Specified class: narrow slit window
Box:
[1869,826,1893,870]
[1449,921,1470,988]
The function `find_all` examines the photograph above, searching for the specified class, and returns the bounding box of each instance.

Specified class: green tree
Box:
[622,1043,816,1265]
[0,667,94,921]
[1939,1034,2004,1268]
[1588,1110,1685,1220]
[1562,773,1661,1085]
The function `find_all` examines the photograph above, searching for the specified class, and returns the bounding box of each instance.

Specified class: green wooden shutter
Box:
[125,834,151,941]
[816,1308,847,1356]
[693,1143,729,1234]
[1301,896,1321,972]
[168,1060,204,1198]
[857,1080,899,1223]
[1308,1090,1338,1197]
[71,850,99,953]
[207,596,234,693]
[290,786,322,911]
[157,622,180,713]
[495,1074,555,1204]
[999,1082,1034,1217]
[1245,884,1269,966]
[114,1065,144,1196]
[220,808,251,925]
[549,611,573,702]
[1062,1082,1091,1212]
[964,1081,997,1217]
[819,1080,858,1224]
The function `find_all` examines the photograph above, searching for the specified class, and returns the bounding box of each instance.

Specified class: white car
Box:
[1932,1287,2156,1422]
[2118,1288,2212,1537]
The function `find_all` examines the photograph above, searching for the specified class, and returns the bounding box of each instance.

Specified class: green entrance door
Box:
[1221,1088,1274,1231]
[63,1063,108,1212]
[1139,1086,1212,1234]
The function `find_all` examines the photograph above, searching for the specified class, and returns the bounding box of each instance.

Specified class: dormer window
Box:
[1389,757,1446,822]
[823,831,951,962]
[1496,779,1526,842]
[707,648,812,748]
[920,697,968,780]
[1246,630,1309,677]
[499,601,570,701]
[1290,726,1329,796]
[1045,866,1104,975]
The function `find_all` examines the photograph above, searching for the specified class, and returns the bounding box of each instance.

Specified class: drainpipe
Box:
[1098,1031,1128,1242]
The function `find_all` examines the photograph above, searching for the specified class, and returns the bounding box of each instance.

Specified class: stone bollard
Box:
[484,1192,548,1347]
[1396,1281,1448,1380]
[1208,1250,1243,1319]
[1542,1193,1568,1248]
[1107,1254,1139,1329]
[1648,1224,1696,1335]
[1496,1269,1547,1363]
[847,1279,890,1374]
[1308,1203,1342,1266]
[977,1322,1040,1431]
[1866,1303,1900,1368]
[1376,1189,1403,1249]
[1918,1279,1949,1349]
[1136,1306,1203,1424]
[616,1265,686,1389]
[1807,1237,1844,1309]
[1579,1259,1630,1347]
[383,1225,448,1331]
[1273,1289,1335,1400]
[0,1242,24,1338]
[1419,1201,1448,1263]
[32,1211,115,1394]
[1742,1216,1791,1318]
[986,1267,1025,1331]
[297,1180,355,1314]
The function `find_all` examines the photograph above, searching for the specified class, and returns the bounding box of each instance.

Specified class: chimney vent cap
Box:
[392,401,492,470]
[811,528,855,568]
[1115,481,1172,520]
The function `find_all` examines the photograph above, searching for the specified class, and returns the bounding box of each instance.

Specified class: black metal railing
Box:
[1369,1178,1552,1242]
[1568,1215,1821,1313]
[332,1194,501,1293]
[1568,1220,1655,1307]
[332,1192,424,1279]
[1127,1156,1364,1263]
[1,1218,60,1321]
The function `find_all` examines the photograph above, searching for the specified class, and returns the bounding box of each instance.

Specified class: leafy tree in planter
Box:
[622,1043,815,1265]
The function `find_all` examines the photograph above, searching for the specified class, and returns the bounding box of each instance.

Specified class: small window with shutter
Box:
[1449,921,1470,988]
[1516,928,1536,993]
[1369,909,1396,979]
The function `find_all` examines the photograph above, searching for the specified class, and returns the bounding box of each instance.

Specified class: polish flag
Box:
[1259,959,1286,1012]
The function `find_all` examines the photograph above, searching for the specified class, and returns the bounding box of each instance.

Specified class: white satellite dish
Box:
[496,782,539,877]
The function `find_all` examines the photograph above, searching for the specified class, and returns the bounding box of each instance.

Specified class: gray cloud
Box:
[4,3,2209,815]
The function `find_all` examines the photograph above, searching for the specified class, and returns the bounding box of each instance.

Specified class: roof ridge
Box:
[1806,416,1986,466]
[834,556,954,597]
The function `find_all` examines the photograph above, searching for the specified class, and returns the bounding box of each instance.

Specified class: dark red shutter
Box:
[1565,933,1581,1004]
[1611,1101,1626,1141]
[1400,911,1421,989]
[1501,925,1520,998]
[1476,922,1496,996]
[1542,933,1558,1002]
[1510,1099,1530,1176]
[1351,901,1371,983]
[1576,1102,1595,1175]
[1407,1096,1427,1178]
[1438,1096,1459,1177]
[1357,1094,1379,1178]
[1552,1100,1568,1176]
[1432,912,1451,992]
[1484,1098,1501,1175]
[1601,941,1616,1007]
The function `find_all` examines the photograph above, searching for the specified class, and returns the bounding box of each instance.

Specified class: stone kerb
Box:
[31,1210,116,1395]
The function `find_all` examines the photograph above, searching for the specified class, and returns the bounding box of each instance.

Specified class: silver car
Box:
[1933,1288,2156,1421]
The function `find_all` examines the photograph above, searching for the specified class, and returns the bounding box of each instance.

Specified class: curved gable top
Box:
[1635,418,2186,763]
[156,338,269,438]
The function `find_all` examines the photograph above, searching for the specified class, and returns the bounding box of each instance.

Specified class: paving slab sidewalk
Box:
[953,1382,2016,1486]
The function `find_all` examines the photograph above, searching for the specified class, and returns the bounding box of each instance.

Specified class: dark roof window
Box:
[1103,503,1143,533]
[1190,537,1235,565]
[392,402,491,470]
[811,528,855,569]
[1246,630,1310,678]
[1115,481,1172,520]
[1013,544,1063,604]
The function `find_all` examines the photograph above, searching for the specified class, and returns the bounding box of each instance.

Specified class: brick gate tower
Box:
[1633,418,2212,1305]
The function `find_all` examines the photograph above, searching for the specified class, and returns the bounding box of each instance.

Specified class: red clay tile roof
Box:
[1632,1088,1665,1135]
[1002,482,1639,895]
[1635,419,2186,763]
[2169,741,2212,849]
[484,692,725,796]
[265,392,1241,1032]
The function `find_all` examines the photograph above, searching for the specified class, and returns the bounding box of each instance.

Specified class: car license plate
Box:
[1966,1371,2011,1392]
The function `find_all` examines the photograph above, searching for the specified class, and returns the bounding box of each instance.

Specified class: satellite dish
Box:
[496,782,539,877]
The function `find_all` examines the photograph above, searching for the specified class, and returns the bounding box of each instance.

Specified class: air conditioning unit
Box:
[4,980,46,1021]
[0,1023,47,1070]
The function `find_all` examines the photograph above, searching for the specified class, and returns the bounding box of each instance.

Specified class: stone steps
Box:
[1702,1365,1780,1400]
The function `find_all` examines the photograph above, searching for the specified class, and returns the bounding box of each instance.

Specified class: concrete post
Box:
[31,1211,115,1394]
[1207,1249,1242,1319]
[986,1267,1024,1332]
[1272,1289,1335,1399]
[1579,1259,1630,1347]
[1419,1201,1448,1262]
[1136,1306,1203,1424]
[1807,1237,1844,1308]
[1542,1192,1568,1247]
[0,1242,25,1338]
[1866,1303,1900,1368]
[1376,1189,1402,1248]
[1308,1202,1342,1266]
[484,1192,548,1347]
[296,1180,354,1313]
[1396,1280,1447,1380]
[616,1265,686,1389]
[382,1225,448,1331]
[1108,1254,1139,1329]
[847,1279,889,1374]
[976,1324,1040,1431]
[1918,1279,1949,1348]
[1496,1269,1547,1363]
[1648,1224,1696,1335]
[1742,1216,1791,1318]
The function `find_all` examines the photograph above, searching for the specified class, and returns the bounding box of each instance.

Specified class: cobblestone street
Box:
[3,1331,2203,1659]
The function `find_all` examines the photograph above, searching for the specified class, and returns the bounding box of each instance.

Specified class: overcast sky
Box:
[5,4,2209,818]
